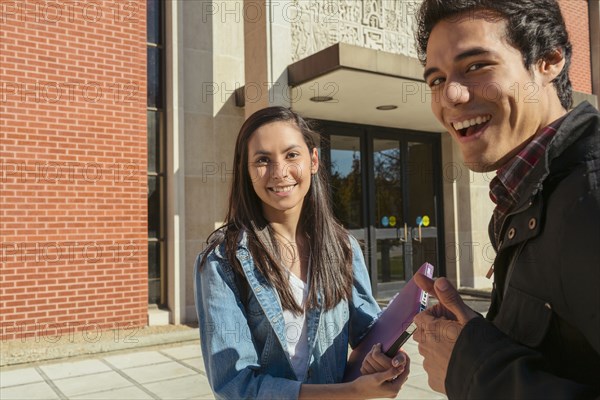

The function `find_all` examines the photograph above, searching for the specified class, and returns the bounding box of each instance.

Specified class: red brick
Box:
[0,0,148,341]
[559,0,592,93]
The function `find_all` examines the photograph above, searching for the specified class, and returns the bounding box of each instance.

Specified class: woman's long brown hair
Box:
[199,106,353,313]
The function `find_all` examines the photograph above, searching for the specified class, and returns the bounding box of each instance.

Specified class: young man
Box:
[412,0,600,398]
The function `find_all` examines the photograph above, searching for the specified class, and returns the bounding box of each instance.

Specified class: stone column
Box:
[243,0,292,118]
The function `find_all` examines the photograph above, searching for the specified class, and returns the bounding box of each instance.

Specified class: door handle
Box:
[399,223,408,242]
[413,225,422,242]
[413,215,429,243]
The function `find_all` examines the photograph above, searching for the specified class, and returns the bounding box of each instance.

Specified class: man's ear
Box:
[538,48,566,86]
[310,147,319,174]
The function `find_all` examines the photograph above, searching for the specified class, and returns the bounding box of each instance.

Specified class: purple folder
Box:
[343,262,435,382]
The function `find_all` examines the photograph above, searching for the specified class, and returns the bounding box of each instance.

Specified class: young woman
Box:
[195,106,409,399]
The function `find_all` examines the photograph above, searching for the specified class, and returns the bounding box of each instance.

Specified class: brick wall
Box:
[560,0,593,94]
[0,0,147,342]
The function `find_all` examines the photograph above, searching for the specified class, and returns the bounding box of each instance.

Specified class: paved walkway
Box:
[0,339,446,400]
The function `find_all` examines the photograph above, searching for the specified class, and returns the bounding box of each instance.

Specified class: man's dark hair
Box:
[416,0,573,109]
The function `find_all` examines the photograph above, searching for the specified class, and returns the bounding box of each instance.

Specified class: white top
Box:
[282,272,310,381]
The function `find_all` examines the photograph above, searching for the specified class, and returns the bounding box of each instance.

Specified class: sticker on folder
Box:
[343,262,434,382]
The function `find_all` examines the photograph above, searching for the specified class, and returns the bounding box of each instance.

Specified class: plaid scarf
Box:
[489,116,566,243]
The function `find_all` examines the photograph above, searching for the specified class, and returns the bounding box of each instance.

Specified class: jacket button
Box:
[528,218,537,230]
[507,227,516,239]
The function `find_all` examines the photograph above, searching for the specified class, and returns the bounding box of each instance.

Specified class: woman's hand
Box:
[299,346,410,400]
[353,343,410,398]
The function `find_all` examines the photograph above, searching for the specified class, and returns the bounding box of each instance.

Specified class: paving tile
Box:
[71,385,154,400]
[52,370,131,397]
[39,359,111,380]
[103,350,171,369]
[405,368,432,389]
[186,394,216,400]
[395,384,447,399]
[179,357,205,373]
[122,361,197,384]
[0,381,60,400]
[143,373,214,400]
[409,361,427,375]
[160,344,202,361]
[0,367,44,387]
[398,364,447,400]
[0,329,442,400]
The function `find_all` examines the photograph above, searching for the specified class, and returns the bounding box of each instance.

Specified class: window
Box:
[147,0,165,305]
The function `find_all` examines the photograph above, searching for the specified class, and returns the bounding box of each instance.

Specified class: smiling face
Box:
[424,12,566,172]
[247,121,319,221]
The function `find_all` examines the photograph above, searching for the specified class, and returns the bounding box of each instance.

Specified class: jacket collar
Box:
[213,229,250,259]
[510,101,599,211]
[490,101,599,250]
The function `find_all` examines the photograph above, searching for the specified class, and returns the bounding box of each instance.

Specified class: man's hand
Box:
[413,274,479,394]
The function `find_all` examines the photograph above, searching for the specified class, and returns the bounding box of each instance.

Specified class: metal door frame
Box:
[316,119,445,298]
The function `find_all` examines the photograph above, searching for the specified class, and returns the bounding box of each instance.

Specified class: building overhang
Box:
[287,43,444,132]
[285,43,598,128]
[235,42,597,129]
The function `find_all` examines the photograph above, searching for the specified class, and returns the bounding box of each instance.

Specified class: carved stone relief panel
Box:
[290,0,421,62]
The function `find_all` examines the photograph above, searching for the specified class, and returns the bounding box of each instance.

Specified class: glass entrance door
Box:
[325,122,444,298]
[406,141,439,277]
[329,134,365,241]
[370,138,406,297]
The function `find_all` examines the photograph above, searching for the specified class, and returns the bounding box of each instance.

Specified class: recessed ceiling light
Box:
[310,96,334,102]
[376,105,398,110]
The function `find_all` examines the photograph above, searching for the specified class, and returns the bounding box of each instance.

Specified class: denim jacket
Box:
[194,231,381,399]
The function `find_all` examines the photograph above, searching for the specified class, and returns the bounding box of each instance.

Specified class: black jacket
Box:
[446,102,600,399]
